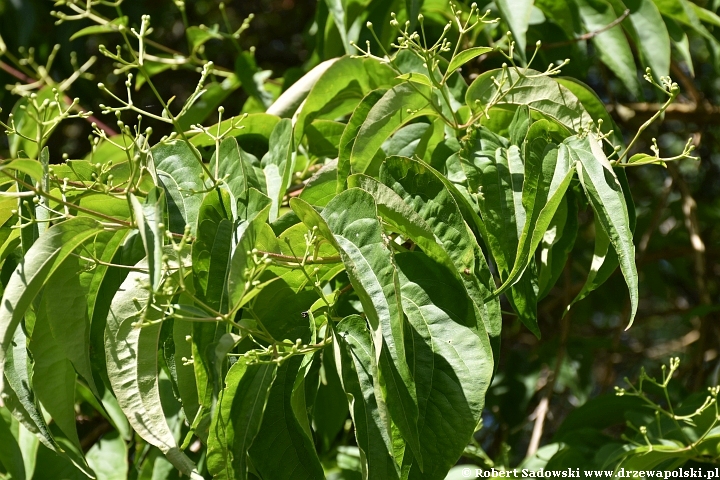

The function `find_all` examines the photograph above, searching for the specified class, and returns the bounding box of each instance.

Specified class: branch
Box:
[608,101,720,125]
[543,9,630,49]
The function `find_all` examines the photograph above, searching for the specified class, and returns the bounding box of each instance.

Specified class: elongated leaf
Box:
[573,0,640,96]
[0,159,44,183]
[324,0,351,54]
[69,16,127,40]
[151,140,205,234]
[192,188,233,313]
[496,0,533,60]
[395,252,493,479]
[29,306,80,449]
[295,56,398,143]
[85,432,128,480]
[0,217,104,388]
[211,137,266,205]
[334,315,400,480]
[267,58,340,118]
[567,135,638,327]
[105,261,202,479]
[446,47,494,74]
[207,360,276,480]
[290,193,423,467]
[0,408,25,480]
[350,83,439,174]
[337,89,387,192]
[494,134,576,309]
[538,193,578,299]
[227,194,272,310]
[616,0,670,79]
[556,78,623,147]
[249,356,323,479]
[375,156,500,347]
[262,119,294,222]
[171,317,199,423]
[466,69,594,134]
[130,189,164,291]
[299,162,338,206]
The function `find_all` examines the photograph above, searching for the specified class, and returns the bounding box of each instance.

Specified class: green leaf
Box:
[567,135,638,327]
[291,192,423,468]
[211,137,266,205]
[151,140,205,234]
[0,159,44,183]
[192,188,233,313]
[395,251,493,479]
[29,306,81,449]
[619,0,671,79]
[406,0,424,31]
[466,68,594,134]
[374,156,500,347]
[334,316,400,479]
[267,59,341,118]
[495,0,534,60]
[350,83,439,174]
[537,193,578,299]
[171,317,199,423]
[235,52,274,109]
[207,360,276,480]
[446,47,494,74]
[295,56,398,143]
[556,77,624,147]
[227,193,272,310]
[186,25,222,54]
[494,130,576,314]
[69,16,127,40]
[573,0,640,96]
[262,119,294,222]
[305,119,345,158]
[105,260,202,479]
[7,87,57,159]
[324,0,352,54]
[396,72,434,87]
[0,408,25,480]
[298,162,338,206]
[508,105,531,145]
[130,188,165,291]
[0,217,104,389]
[249,356,324,479]
[85,432,129,480]
[337,89,387,192]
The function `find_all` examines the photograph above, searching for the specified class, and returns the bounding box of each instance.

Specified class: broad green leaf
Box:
[0,159,44,183]
[446,47,494,74]
[466,68,594,134]
[350,83,439,174]
[267,59,340,118]
[85,432,129,480]
[211,137,266,205]
[295,56,398,143]
[324,0,352,54]
[395,252,493,479]
[496,0,534,60]
[334,316,400,479]
[382,123,433,159]
[192,188,233,313]
[337,89,387,192]
[130,188,165,291]
[105,260,202,479]
[556,77,623,147]
[69,16,127,40]
[494,133,576,315]
[508,105,531,145]
[207,360,276,480]
[151,140,205,234]
[171,316,199,423]
[652,0,717,43]
[261,119,294,222]
[29,306,80,449]
[4,326,56,451]
[249,356,324,479]
[396,72,434,87]
[538,193,578,299]
[375,156,500,345]
[186,25,222,54]
[250,278,318,343]
[534,0,581,37]
[291,192,423,467]
[227,194,272,310]
[298,162,338,206]
[305,119,345,158]
[573,0,640,96]
[0,408,25,480]
[567,135,638,327]
[618,0,671,80]
[312,347,349,452]
[0,217,104,389]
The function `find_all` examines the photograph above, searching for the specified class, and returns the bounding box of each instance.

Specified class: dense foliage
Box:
[0,0,718,479]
